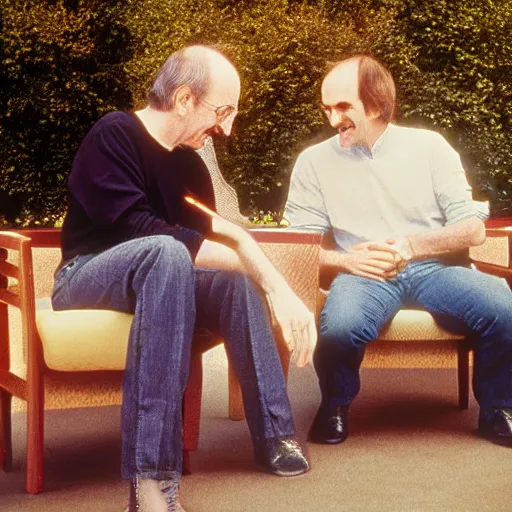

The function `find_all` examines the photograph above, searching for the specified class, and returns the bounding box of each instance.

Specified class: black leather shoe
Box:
[478,407,512,446]
[308,405,349,444]
[255,436,310,477]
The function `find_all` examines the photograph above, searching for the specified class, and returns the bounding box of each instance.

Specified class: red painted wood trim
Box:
[486,218,512,228]
[12,228,322,248]
[473,262,512,281]
[485,229,512,237]
[249,229,322,244]
[12,228,61,249]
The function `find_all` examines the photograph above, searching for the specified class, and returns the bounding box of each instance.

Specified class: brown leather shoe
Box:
[307,405,349,444]
[126,476,186,512]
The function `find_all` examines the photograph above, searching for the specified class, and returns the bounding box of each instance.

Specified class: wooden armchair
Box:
[317,228,512,409]
[0,139,321,494]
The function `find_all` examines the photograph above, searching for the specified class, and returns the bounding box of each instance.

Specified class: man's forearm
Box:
[319,216,485,277]
[407,216,485,260]
[196,228,288,295]
[320,248,351,273]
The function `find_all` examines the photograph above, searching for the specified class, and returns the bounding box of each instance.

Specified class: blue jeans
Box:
[316,260,512,412]
[52,236,295,480]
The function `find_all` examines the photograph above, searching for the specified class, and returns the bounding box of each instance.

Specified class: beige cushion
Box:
[318,290,464,342]
[379,309,464,341]
[36,307,133,371]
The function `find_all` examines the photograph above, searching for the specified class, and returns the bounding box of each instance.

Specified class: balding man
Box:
[52,45,314,512]
[285,55,512,448]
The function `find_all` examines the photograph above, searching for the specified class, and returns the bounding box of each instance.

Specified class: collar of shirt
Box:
[334,123,393,159]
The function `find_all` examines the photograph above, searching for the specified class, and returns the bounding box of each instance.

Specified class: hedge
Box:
[0,0,133,224]
[1,0,510,224]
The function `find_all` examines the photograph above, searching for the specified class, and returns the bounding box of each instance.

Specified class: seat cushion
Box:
[317,290,464,341]
[36,306,133,371]
[378,309,465,341]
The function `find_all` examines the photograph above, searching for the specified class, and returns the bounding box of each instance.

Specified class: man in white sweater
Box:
[285,55,512,447]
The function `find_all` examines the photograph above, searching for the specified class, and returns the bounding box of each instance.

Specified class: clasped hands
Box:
[346,237,414,282]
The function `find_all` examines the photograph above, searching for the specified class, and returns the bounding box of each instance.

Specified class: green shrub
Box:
[395,0,511,210]
[1,0,511,223]
[0,0,133,224]
[347,0,512,210]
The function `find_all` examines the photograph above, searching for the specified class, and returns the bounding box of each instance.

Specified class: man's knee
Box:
[468,276,512,339]
[212,270,257,299]
[131,236,194,288]
[140,235,193,268]
[479,302,512,339]
[319,307,378,350]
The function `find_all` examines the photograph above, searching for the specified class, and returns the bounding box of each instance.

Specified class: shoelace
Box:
[125,476,182,512]
[160,478,181,512]
[281,438,302,455]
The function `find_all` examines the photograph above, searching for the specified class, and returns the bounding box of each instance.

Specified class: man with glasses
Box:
[52,45,315,512]
[285,55,512,449]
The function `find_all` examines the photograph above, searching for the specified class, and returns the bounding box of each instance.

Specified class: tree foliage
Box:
[1,0,511,223]
[0,0,133,223]
[395,0,512,209]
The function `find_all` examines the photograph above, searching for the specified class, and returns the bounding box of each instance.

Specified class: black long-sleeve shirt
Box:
[61,112,215,262]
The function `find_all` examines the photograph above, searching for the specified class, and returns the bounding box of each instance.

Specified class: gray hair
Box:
[147,46,212,111]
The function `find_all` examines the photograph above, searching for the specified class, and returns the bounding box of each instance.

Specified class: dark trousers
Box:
[52,235,295,479]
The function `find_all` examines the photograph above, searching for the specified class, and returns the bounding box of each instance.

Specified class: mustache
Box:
[205,125,224,137]
[334,120,355,132]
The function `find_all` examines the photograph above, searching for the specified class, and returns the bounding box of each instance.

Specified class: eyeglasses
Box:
[198,98,237,124]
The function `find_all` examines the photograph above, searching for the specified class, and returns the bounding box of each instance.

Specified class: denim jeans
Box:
[52,235,295,480]
[316,260,512,412]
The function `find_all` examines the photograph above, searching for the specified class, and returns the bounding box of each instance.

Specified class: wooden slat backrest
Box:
[0,231,39,376]
[0,232,33,309]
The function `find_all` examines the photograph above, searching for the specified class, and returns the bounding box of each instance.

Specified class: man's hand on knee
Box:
[266,289,317,368]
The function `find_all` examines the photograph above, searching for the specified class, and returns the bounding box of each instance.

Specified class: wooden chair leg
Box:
[457,344,470,410]
[182,450,191,475]
[0,388,12,471]
[182,349,204,474]
[228,362,245,421]
[26,393,44,493]
[276,338,291,384]
[0,301,12,471]
[26,337,45,494]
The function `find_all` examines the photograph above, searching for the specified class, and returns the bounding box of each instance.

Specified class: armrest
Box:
[470,229,512,267]
[249,229,321,313]
[0,230,31,250]
[470,229,512,282]
[12,228,61,248]
[249,228,322,245]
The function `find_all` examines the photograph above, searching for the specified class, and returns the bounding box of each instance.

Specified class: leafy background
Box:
[1,0,511,225]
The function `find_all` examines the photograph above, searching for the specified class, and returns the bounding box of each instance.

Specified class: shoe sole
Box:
[270,467,310,477]
[307,434,347,445]
[478,428,512,447]
[255,462,310,477]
